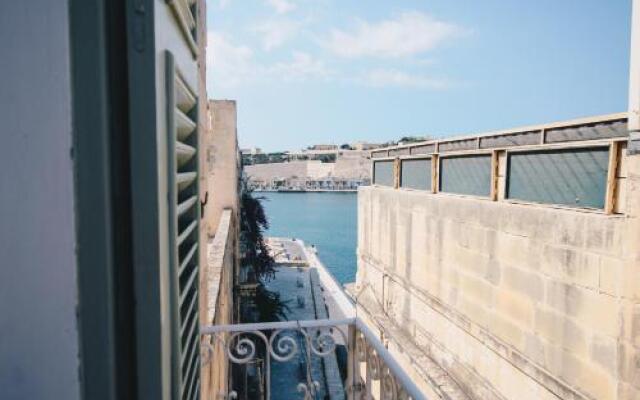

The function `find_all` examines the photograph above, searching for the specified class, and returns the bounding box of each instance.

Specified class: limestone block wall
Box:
[244,151,373,183]
[307,160,335,178]
[208,100,240,235]
[244,160,313,181]
[202,100,241,399]
[356,166,640,400]
[201,210,237,399]
[333,150,372,179]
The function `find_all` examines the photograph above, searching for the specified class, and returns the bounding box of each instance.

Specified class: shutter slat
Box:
[179,265,198,304]
[178,243,198,275]
[176,109,196,140]
[177,220,197,247]
[183,367,198,400]
[177,195,197,217]
[181,355,197,399]
[167,0,199,58]
[180,316,198,369]
[190,382,200,400]
[177,172,197,191]
[176,141,196,166]
[177,0,195,30]
[167,51,199,400]
[180,291,197,336]
[176,76,196,113]
[181,339,199,399]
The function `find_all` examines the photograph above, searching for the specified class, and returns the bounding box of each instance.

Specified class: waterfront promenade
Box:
[265,237,354,319]
[263,238,354,400]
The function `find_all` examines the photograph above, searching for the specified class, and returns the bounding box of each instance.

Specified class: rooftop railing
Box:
[201,317,426,400]
[370,113,629,214]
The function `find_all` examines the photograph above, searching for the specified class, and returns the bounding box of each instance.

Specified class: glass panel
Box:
[507,147,609,209]
[373,161,394,187]
[439,155,491,196]
[401,159,431,190]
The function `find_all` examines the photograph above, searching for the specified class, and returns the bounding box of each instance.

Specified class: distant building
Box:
[242,143,379,165]
[240,147,263,155]
[241,143,375,189]
[243,149,372,191]
[351,141,382,151]
[308,144,338,151]
[286,149,337,163]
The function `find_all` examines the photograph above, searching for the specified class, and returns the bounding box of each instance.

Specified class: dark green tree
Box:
[240,190,275,281]
[253,284,289,322]
[239,186,290,322]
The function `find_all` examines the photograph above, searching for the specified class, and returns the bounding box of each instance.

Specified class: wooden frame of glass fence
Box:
[370,116,627,215]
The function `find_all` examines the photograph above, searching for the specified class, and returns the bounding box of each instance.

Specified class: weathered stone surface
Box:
[355,181,640,400]
[534,308,587,358]
[590,334,618,371]
[503,266,544,302]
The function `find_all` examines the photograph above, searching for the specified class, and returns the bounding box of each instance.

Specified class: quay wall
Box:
[355,157,640,399]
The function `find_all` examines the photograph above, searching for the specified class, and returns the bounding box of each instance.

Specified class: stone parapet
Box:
[355,182,640,400]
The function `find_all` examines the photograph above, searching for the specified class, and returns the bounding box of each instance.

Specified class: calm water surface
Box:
[260,192,357,284]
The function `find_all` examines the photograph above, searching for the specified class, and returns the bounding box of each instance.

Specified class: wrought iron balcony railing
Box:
[201,317,426,400]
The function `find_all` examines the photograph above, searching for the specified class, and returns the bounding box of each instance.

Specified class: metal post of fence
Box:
[346,324,357,400]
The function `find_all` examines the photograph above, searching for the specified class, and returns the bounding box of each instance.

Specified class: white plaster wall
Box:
[0,2,80,399]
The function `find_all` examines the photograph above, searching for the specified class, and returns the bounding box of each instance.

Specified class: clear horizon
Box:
[208,1,631,152]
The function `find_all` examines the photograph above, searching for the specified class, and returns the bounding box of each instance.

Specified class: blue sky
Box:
[207,1,631,152]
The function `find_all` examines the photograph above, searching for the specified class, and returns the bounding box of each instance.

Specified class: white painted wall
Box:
[0,2,80,399]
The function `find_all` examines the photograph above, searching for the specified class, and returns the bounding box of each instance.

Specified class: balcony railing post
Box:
[365,343,373,400]
[393,157,401,189]
[347,324,357,400]
[201,317,427,400]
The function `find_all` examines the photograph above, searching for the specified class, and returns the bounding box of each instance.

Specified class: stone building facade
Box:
[353,115,640,399]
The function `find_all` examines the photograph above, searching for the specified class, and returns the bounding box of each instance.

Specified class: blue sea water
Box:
[260,192,357,285]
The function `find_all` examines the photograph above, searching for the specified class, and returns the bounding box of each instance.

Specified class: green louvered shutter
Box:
[166,51,201,400]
